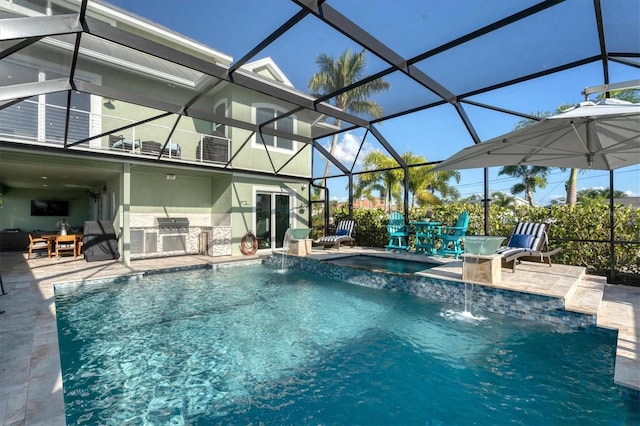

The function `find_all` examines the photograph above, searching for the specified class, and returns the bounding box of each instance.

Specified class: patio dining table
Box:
[410,221,441,255]
[41,234,83,258]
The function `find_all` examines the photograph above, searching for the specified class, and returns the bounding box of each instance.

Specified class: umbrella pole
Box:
[484,168,489,235]
[609,170,615,284]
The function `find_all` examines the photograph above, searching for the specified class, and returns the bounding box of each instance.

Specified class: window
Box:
[253,104,295,152]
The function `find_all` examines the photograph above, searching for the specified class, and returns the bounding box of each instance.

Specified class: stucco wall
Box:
[0,188,92,232]
[230,174,309,257]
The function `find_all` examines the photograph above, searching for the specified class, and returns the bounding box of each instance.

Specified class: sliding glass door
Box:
[255,192,291,250]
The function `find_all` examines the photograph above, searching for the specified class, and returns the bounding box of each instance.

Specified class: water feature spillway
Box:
[278,228,293,272]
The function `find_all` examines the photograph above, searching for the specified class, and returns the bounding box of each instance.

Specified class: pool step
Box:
[564,273,605,316]
[596,283,640,392]
[563,275,640,391]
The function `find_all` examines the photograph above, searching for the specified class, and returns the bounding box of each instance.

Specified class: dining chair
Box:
[27,234,51,259]
[55,235,77,259]
[75,234,84,257]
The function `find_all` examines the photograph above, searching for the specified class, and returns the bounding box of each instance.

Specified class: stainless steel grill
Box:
[156,217,189,234]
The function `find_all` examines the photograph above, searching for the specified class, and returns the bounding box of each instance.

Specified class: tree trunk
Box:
[565,168,578,206]
[526,188,534,206]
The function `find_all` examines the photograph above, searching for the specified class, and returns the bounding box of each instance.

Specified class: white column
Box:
[122,163,131,266]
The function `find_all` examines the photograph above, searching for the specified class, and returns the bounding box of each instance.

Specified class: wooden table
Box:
[410,221,441,255]
[41,234,83,258]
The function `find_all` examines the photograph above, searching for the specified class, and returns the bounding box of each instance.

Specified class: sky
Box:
[106,0,639,205]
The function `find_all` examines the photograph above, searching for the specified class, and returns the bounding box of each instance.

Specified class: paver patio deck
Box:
[0,248,637,425]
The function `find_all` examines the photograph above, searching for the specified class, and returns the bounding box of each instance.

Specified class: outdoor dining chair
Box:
[436,211,469,259]
[55,234,78,259]
[385,211,410,252]
[27,234,51,259]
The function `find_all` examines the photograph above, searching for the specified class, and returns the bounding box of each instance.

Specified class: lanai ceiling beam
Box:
[0,14,82,41]
[0,37,43,60]
[294,0,455,103]
[0,79,70,102]
[229,8,310,74]
[593,0,610,92]
[312,141,350,175]
[85,17,368,134]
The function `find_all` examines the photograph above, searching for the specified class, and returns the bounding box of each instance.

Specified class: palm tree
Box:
[598,88,640,103]
[577,187,628,203]
[402,152,460,207]
[427,169,461,203]
[355,151,461,211]
[308,49,391,190]
[356,151,403,212]
[491,191,516,210]
[498,165,549,206]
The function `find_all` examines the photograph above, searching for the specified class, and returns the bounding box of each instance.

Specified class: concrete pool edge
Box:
[52,258,265,294]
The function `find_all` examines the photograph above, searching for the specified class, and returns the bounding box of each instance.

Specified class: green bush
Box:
[332,202,639,283]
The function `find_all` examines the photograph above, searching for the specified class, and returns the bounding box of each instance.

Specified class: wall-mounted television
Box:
[31,200,69,217]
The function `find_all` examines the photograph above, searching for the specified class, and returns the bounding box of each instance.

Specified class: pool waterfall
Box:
[278,228,293,272]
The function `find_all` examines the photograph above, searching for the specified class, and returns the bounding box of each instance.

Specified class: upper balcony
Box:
[0,97,232,166]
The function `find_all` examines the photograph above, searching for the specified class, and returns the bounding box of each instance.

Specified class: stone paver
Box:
[0,248,637,425]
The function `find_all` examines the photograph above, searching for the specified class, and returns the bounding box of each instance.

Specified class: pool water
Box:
[55,265,638,425]
[324,254,435,274]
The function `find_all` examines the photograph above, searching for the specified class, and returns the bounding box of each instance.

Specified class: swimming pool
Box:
[323,254,435,274]
[55,264,638,425]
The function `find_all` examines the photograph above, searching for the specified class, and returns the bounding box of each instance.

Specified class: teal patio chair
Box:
[385,211,410,252]
[436,211,469,258]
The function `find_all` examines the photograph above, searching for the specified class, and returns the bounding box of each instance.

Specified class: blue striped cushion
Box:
[496,222,548,257]
[318,220,354,243]
[495,246,526,257]
[507,222,545,250]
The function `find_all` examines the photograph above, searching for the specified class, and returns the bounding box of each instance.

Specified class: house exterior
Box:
[0,0,314,262]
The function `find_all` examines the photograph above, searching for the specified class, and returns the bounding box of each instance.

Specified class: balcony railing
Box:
[0,100,231,166]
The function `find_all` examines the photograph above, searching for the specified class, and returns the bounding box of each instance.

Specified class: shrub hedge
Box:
[332,202,639,284]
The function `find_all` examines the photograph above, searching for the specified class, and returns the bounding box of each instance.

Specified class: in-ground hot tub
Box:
[323,254,436,275]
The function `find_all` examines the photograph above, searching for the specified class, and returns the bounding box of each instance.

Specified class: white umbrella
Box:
[431,99,640,172]
[431,99,640,283]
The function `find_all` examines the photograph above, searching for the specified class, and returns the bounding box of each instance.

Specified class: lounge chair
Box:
[385,211,410,252]
[316,220,355,249]
[109,135,140,153]
[495,222,562,272]
[436,211,469,259]
[141,140,163,156]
